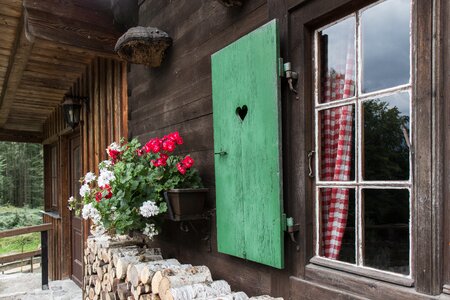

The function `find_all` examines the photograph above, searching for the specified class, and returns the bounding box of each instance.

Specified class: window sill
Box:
[301,262,435,300]
[41,210,61,219]
[310,256,414,287]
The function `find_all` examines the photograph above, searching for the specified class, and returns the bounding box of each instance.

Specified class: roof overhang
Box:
[0,0,125,142]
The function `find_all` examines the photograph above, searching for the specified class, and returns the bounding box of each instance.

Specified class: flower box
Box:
[164,188,209,220]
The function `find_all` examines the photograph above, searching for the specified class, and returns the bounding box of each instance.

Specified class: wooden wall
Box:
[42,57,128,280]
[127,1,450,299]
[127,1,286,297]
[42,212,61,280]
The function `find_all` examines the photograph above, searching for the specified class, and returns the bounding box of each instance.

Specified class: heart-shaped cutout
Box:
[236,105,248,121]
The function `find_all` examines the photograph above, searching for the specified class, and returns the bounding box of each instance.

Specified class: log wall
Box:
[42,57,128,280]
[43,57,128,171]
[127,1,286,297]
[126,0,450,299]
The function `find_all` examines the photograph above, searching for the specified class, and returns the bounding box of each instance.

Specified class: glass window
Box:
[361,0,410,93]
[319,105,355,181]
[363,93,410,181]
[314,0,412,277]
[318,17,356,102]
[363,189,410,274]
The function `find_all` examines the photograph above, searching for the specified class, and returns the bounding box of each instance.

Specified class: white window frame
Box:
[311,0,414,285]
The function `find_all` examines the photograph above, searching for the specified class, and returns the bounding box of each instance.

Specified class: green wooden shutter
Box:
[211,19,284,269]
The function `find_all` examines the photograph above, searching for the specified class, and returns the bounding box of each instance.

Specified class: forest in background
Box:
[0,142,44,208]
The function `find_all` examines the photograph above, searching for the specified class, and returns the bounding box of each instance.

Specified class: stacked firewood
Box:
[84,236,283,300]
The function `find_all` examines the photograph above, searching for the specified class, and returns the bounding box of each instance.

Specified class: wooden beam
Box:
[0,250,41,264]
[0,13,35,127]
[24,0,123,54]
[23,0,116,31]
[0,223,52,239]
[0,128,43,143]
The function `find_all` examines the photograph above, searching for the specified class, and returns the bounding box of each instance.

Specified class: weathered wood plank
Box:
[304,264,435,300]
[442,0,450,290]
[93,58,101,168]
[0,128,43,143]
[25,7,121,53]
[0,223,52,239]
[0,13,35,127]
[99,58,106,162]
[23,0,116,31]
[120,61,128,139]
[0,250,42,264]
[414,0,439,294]
[212,19,284,269]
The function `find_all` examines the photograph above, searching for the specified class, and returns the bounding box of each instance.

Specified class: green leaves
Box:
[80,135,203,237]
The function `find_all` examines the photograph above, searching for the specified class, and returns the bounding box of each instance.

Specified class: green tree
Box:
[0,142,44,208]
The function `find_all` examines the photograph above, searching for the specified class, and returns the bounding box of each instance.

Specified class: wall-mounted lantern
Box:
[216,0,245,7]
[62,95,88,129]
[115,26,172,67]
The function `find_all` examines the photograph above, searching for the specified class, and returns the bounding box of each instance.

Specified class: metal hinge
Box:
[283,214,300,251]
[279,58,299,98]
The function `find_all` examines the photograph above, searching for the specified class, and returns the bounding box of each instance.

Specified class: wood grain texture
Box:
[212,19,284,269]
[128,0,448,298]
[128,0,275,296]
[0,13,35,127]
[41,56,127,280]
[304,264,437,300]
[442,0,450,291]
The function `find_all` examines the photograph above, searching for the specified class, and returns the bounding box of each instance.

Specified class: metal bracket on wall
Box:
[285,216,300,252]
[279,59,299,99]
[176,209,216,252]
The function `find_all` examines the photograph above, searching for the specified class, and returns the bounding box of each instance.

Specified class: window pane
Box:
[319,105,355,181]
[361,0,410,93]
[320,188,355,263]
[319,17,356,103]
[363,93,410,181]
[363,189,409,275]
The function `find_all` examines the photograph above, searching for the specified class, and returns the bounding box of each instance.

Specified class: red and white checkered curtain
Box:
[320,37,355,259]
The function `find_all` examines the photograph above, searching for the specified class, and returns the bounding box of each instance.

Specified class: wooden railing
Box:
[0,249,41,273]
[0,223,52,289]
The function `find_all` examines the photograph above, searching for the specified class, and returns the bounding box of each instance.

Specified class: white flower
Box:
[81,203,93,219]
[68,196,75,211]
[108,142,121,151]
[140,201,160,218]
[143,223,158,240]
[79,184,90,198]
[81,203,102,225]
[98,169,115,188]
[99,160,112,172]
[84,172,96,184]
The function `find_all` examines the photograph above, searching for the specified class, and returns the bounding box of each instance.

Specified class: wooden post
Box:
[41,230,49,290]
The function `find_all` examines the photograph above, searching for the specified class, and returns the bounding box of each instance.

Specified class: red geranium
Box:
[96,184,113,202]
[176,162,186,174]
[162,139,175,152]
[182,156,194,169]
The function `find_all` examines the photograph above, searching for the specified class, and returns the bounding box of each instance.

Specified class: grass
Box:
[0,205,43,257]
[0,233,41,256]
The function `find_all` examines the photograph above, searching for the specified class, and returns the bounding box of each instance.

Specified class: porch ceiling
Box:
[0,0,123,142]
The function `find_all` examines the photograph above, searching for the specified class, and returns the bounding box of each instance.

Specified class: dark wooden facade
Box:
[126,0,450,299]
[42,57,128,280]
